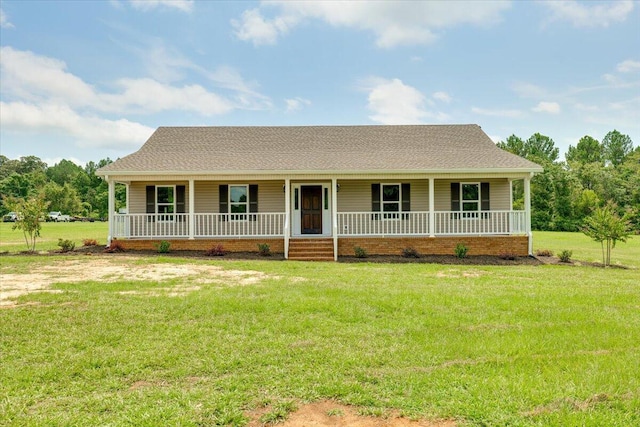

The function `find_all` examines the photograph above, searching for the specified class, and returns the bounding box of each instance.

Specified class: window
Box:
[382,184,400,219]
[219,184,258,221]
[371,183,410,220]
[461,183,479,218]
[156,186,175,221]
[229,185,248,220]
[450,182,490,219]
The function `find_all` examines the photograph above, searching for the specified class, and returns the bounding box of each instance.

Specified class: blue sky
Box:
[1,0,639,167]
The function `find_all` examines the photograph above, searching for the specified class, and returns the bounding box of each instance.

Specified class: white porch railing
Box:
[434,210,526,235]
[114,213,190,238]
[112,211,525,239]
[194,213,285,237]
[338,211,430,236]
[337,210,526,236]
[112,213,285,239]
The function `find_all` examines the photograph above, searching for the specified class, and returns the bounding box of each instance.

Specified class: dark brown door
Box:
[301,186,322,234]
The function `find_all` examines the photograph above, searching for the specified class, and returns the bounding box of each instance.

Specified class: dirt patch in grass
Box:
[0,257,278,307]
[246,400,456,427]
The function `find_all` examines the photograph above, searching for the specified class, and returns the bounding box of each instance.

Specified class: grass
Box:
[1,253,639,426]
[534,230,639,268]
[0,221,108,253]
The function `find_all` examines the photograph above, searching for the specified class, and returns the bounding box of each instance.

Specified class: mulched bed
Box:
[4,246,629,268]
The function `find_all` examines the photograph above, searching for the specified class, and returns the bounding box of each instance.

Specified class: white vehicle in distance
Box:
[47,211,72,222]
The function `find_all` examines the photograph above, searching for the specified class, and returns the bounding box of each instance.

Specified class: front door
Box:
[301,186,322,234]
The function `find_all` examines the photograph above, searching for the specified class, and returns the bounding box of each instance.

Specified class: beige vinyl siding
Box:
[434,179,510,211]
[337,180,429,212]
[192,180,286,213]
[129,182,190,214]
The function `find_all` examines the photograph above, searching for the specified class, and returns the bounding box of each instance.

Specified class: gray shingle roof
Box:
[97,125,542,175]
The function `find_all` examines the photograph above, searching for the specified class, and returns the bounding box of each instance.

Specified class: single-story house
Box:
[96,125,543,260]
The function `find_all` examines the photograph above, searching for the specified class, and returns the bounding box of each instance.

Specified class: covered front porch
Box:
[106,176,534,260]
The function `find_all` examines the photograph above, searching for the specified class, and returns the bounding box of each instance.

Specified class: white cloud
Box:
[105,78,234,115]
[0,46,272,150]
[0,46,268,115]
[511,81,548,99]
[285,97,311,113]
[542,0,634,28]
[471,106,524,118]
[617,59,640,73]
[232,8,298,46]
[0,101,154,149]
[128,0,193,13]
[1,8,15,28]
[532,101,561,114]
[362,77,450,124]
[233,1,511,48]
[432,91,452,103]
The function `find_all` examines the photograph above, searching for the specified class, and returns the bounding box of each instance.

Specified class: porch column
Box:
[428,178,435,237]
[524,175,532,255]
[107,178,115,246]
[125,183,130,213]
[188,179,195,240]
[508,179,514,211]
[284,179,290,259]
[332,178,338,261]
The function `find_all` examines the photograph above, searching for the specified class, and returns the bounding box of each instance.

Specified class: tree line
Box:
[0,156,124,219]
[497,129,639,232]
[1,128,638,232]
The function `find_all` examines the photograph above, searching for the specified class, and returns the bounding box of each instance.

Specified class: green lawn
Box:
[534,230,639,269]
[0,221,108,252]
[1,252,639,426]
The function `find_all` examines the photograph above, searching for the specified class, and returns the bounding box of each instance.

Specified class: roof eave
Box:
[98,166,543,178]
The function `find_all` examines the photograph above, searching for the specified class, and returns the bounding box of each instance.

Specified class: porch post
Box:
[107,178,115,246]
[524,175,532,255]
[508,179,513,211]
[125,183,130,213]
[429,178,435,237]
[188,179,195,240]
[332,178,338,261]
[284,178,290,259]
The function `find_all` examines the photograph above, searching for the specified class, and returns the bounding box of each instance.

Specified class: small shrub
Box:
[104,240,125,253]
[57,238,75,253]
[354,246,367,258]
[205,244,225,257]
[402,246,420,258]
[156,240,171,253]
[82,238,98,247]
[454,243,468,259]
[559,249,573,263]
[257,243,271,256]
[536,249,554,257]
[499,252,517,260]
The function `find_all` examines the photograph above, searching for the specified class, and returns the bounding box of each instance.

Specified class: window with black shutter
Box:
[372,183,410,219]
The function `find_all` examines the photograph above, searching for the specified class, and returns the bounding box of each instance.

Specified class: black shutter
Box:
[481,182,490,211]
[176,185,185,213]
[146,185,155,222]
[451,183,460,211]
[401,183,410,220]
[371,183,381,220]
[219,185,228,221]
[176,185,186,222]
[249,184,258,221]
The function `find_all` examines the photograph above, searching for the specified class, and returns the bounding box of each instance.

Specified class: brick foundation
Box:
[113,238,284,254]
[338,235,529,257]
[114,235,529,258]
